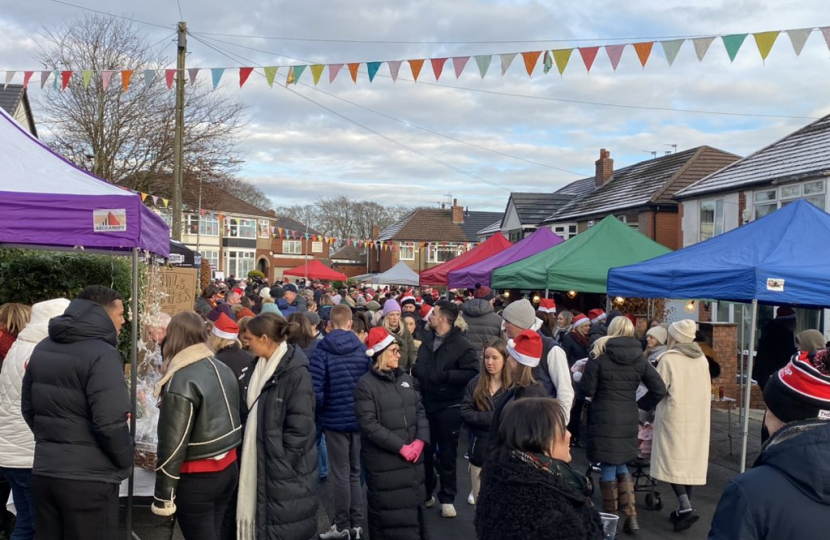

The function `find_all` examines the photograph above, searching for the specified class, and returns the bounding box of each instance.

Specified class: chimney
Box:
[452,198,464,224]
[371,225,379,240]
[595,148,613,188]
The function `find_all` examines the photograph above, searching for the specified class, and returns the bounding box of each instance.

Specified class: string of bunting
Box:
[4,27,829,92]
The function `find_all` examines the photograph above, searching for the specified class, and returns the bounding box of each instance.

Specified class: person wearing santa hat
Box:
[354,327,430,540]
[210,313,254,379]
[381,300,418,373]
[561,313,591,365]
[400,294,418,314]
[536,298,557,339]
[709,353,830,540]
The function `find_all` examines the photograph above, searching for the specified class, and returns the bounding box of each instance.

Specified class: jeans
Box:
[32,475,118,540]
[177,464,239,540]
[424,405,462,505]
[317,423,329,479]
[325,430,364,530]
[2,468,34,540]
[599,463,629,482]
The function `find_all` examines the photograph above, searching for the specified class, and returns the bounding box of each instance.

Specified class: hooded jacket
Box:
[461,299,503,357]
[412,326,479,414]
[460,375,506,467]
[22,299,134,484]
[708,420,830,540]
[581,336,666,464]
[309,329,371,432]
[0,298,70,469]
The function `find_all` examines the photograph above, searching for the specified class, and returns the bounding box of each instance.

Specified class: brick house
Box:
[499,192,573,242]
[543,147,740,250]
[269,216,330,280]
[375,200,502,273]
[329,244,369,279]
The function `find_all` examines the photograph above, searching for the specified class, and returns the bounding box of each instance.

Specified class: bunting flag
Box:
[239,67,253,87]
[661,39,684,66]
[786,28,812,55]
[140,193,147,202]
[521,51,542,76]
[632,42,653,67]
[500,53,517,75]
[452,56,469,79]
[693,36,715,61]
[387,60,402,82]
[40,71,50,89]
[61,70,72,90]
[409,59,425,81]
[211,67,225,89]
[53,71,59,90]
[4,71,14,89]
[310,64,325,85]
[367,61,381,82]
[722,34,748,62]
[431,57,448,80]
[264,66,278,87]
[22,71,33,89]
[753,31,779,61]
[81,70,92,89]
[102,70,114,91]
[165,69,176,89]
[553,48,573,75]
[143,69,154,89]
[152,196,158,205]
[578,46,599,72]
[474,55,491,78]
[292,65,306,83]
[605,44,626,71]
[543,51,552,74]
[162,199,169,207]
[348,62,360,82]
[328,63,343,83]
[822,27,830,50]
[121,70,133,92]
[188,68,199,85]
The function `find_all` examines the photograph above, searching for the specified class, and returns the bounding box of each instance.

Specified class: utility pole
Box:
[171,21,187,241]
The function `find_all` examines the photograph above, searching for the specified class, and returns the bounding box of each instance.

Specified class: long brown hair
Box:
[473,339,510,411]
[287,313,314,348]
[163,311,209,366]
[0,303,32,337]
[246,312,301,345]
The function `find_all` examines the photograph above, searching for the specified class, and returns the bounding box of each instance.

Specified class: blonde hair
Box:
[0,303,32,336]
[373,346,398,371]
[209,333,239,352]
[511,364,537,388]
[237,316,253,334]
[591,316,635,357]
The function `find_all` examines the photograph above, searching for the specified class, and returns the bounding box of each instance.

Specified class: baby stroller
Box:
[629,414,663,511]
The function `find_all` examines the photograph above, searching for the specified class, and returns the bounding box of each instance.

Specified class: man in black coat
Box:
[412,300,478,518]
[752,307,797,391]
[22,285,133,540]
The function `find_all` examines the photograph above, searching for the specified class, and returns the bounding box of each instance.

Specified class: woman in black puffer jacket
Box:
[581,316,666,535]
[475,398,603,540]
[355,327,430,540]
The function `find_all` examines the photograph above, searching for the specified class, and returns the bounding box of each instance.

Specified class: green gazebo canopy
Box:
[491,215,671,292]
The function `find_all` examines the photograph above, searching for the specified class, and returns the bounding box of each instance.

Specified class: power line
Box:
[188,34,512,192]
[44,0,173,30]
[176,0,184,21]
[192,33,819,121]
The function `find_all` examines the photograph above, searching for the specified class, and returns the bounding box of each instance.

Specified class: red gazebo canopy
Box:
[283,259,348,281]
[419,233,512,286]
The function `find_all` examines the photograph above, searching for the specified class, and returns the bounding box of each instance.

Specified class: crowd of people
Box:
[0,277,827,540]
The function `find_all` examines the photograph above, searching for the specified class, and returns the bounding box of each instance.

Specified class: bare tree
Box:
[207,173,273,212]
[276,198,410,241]
[35,15,245,184]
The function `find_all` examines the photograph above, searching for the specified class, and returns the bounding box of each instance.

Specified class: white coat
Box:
[0,298,70,468]
[649,346,711,485]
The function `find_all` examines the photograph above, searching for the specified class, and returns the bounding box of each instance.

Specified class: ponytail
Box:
[246,312,302,345]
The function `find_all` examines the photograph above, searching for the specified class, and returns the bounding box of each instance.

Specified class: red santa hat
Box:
[212,313,239,340]
[420,303,434,322]
[365,327,396,358]
[588,309,606,322]
[400,294,417,307]
[538,298,556,313]
[506,330,543,368]
[572,314,590,328]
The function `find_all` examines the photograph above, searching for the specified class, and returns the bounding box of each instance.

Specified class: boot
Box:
[599,480,618,515]
[617,473,639,534]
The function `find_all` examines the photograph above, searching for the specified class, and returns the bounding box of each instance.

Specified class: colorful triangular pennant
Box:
[500,53,517,75]
[211,67,225,89]
[3,71,14,89]
[187,68,199,85]
[101,70,114,90]
[264,66,278,87]
[431,57,448,80]
[60,70,72,90]
[692,36,715,61]
[605,44,626,71]
[348,63,360,83]
[121,70,133,92]
[660,39,684,66]
[328,63,343,83]
[452,56,470,79]
[310,64,325,85]
[821,27,830,50]
[786,28,812,56]
[292,65,306,83]
[632,42,654,68]
[722,33,748,62]
[22,71,33,89]
[543,51,552,74]
[552,49,573,75]
[521,51,542,76]
[165,69,176,90]
[409,59,425,81]
[40,71,50,89]
[82,70,93,88]
[578,47,600,72]
[239,67,253,87]
[387,60,402,82]
[753,31,779,61]
[143,69,154,89]
[474,55,491,78]
[367,61,381,82]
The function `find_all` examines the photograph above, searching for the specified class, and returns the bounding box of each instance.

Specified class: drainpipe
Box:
[652,206,659,241]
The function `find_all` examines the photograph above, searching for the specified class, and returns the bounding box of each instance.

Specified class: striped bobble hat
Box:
[764,354,830,423]
[366,327,396,358]
[507,330,543,368]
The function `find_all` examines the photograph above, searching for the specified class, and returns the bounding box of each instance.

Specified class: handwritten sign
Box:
[159,267,198,316]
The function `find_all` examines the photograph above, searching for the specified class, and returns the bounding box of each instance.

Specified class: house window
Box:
[258,220,271,239]
[225,218,256,239]
[201,250,219,271]
[399,243,415,261]
[283,240,302,254]
[428,245,459,263]
[312,241,324,253]
[187,214,219,236]
[226,250,255,278]
[552,223,578,240]
[700,199,724,241]
[754,180,825,219]
[619,215,641,231]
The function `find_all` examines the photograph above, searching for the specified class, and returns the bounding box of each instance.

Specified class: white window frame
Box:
[187,214,219,236]
[311,241,324,253]
[258,220,271,239]
[428,245,459,263]
[399,243,415,261]
[225,250,256,278]
[551,223,578,240]
[754,180,825,220]
[699,199,724,241]
[283,240,303,255]
[225,217,257,239]
[201,250,220,271]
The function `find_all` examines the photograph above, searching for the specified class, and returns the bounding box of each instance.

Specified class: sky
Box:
[1,0,829,212]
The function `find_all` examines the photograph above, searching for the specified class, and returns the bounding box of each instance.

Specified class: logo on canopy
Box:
[93,209,127,232]
[766,278,785,292]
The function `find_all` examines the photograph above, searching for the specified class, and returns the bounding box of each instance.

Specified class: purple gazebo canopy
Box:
[0,107,169,256]
[447,227,563,289]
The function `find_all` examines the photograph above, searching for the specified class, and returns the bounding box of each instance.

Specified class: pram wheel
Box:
[645,493,662,510]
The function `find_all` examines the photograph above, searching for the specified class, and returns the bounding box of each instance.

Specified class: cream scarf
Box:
[237,341,288,540]
[153,343,213,397]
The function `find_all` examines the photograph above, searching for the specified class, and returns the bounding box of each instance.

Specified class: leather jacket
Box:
[154,345,242,506]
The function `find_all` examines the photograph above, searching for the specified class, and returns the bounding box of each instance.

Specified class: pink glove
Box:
[399,443,418,462]
[410,440,425,462]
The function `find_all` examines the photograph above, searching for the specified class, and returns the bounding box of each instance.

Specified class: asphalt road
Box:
[121,408,761,540]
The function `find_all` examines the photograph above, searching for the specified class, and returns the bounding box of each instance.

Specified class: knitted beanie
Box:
[383,299,402,316]
[668,319,696,344]
[646,325,668,345]
[502,299,536,330]
[764,356,830,423]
